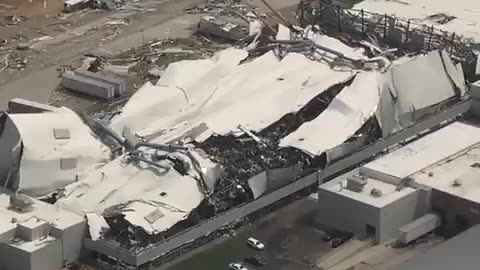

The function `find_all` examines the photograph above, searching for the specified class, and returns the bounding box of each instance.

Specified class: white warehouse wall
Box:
[379,189,424,242]
[317,187,381,240]
[318,186,429,243]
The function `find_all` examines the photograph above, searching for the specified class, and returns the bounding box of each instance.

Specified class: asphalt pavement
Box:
[166,197,332,270]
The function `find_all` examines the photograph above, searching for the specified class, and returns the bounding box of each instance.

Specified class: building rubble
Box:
[56,27,465,248]
[0,2,474,267]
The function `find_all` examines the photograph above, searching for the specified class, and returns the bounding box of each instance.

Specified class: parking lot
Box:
[166,196,333,270]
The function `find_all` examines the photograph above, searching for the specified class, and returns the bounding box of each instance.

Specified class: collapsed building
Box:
[0,2,477,269]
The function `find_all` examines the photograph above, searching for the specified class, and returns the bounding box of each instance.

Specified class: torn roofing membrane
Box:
[281,49,464,155]
[6,108,111,197]
[111,48,354,143]
[55,149,214,235]
[86,212,110,241]
[376,50,464,136]
[280,72,382,156]
[53,32,464,236]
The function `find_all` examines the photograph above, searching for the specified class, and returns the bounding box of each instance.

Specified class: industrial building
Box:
[317,120,480,243]
[393,224,480,270]
[0,0,478,268]
[0,189,85,270]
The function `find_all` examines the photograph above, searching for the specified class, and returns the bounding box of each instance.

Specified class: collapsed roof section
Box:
[56,30,466,239]
[0,108,111,198]
[280,71,382,156]
[56,148,220,236]
[110,48,355,143]
[377,50,466,136]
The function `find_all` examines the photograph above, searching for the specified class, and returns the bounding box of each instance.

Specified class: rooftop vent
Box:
[452,179,462,187]
[370,188,383,198]
[346,175,367,192]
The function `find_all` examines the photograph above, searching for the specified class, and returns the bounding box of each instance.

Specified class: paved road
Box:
[164,197,332,270]
[0,0,204,110]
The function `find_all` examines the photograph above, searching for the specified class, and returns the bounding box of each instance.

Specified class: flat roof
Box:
[320,169,416,208]
[412,144,480,203]
[10,236,58,252]
[393,224,480,270]
[0,190,84,236]
[361,122,480,181]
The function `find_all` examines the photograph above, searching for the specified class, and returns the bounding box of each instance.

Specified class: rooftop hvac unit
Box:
[16,217,51,242]
[346,175,367,192]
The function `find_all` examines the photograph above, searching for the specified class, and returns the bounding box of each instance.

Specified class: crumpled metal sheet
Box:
[111,48,353,144]
[56,148,219,235]
[248,164,303,199]
[280,72,382,156]
[86,212,110,241]
[376,50,462,136]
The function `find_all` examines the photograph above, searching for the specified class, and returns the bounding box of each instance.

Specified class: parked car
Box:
[229,262,248,270]
[331,233,353,248]
[322,234,332,242]
[244,255,267,267]
[246,237,265,250]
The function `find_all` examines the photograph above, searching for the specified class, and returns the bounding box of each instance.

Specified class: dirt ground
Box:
[0,0,64,16]
[0,0,301,112]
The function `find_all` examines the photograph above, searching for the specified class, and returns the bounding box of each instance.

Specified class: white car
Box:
[229,262,248,270]
[247,237,265,250]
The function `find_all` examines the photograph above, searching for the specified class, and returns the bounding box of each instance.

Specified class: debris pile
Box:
[0,2,471,259]
[186,0,253,17]
[52,16,465,248]
[1,52,29,71]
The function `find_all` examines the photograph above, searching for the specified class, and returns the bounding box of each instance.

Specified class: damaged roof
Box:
[56,148,218,235]
[110,47,354,143]
[2,107,111,197]
[355,0,480,42]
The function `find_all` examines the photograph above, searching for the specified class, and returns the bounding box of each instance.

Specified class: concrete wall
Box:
[0,243,30,270]
[317,188,380,239]
[379,190,424,243]
[431,190,480,237]
[0,228,16,243]
[30,239,64,270]
[61,220,87,263]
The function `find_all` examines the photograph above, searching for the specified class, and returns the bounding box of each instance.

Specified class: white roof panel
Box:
[362,122,480,181]
[280,72,381,156]
[111,48,353,143]
[7,108,111,197]
[355,0,480,42]
[412,145,480,204]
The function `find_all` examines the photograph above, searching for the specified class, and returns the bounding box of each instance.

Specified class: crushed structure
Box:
[0,2,477,268]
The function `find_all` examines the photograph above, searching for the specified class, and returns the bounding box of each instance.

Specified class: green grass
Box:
[168,237,255,270]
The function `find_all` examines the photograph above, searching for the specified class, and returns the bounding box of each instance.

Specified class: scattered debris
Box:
[426,13,457,25]
[197,16,247,41]
[16,44,31,51]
